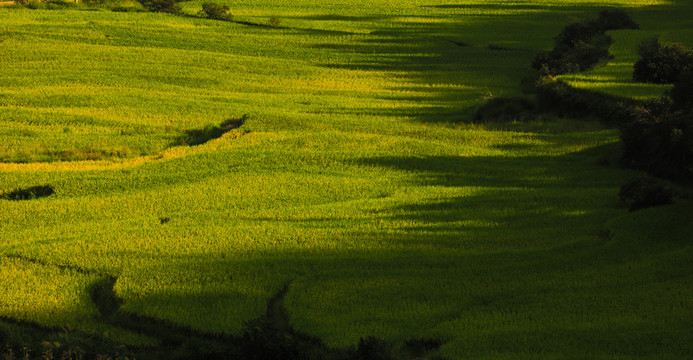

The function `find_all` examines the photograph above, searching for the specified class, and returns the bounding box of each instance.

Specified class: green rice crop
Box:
[0,257,156,346]
[0,0,691,358]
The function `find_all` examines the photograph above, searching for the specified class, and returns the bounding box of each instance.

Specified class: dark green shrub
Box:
[554,20,599,48]
[670,70,693,114]
[619,176,673,211]
[633,37,693,84]
[535,78,635,124]
[473,97,535,123]
[112,6,143,12]
[595,8,639,31]
[23,1,45,9]
[46,0,75,7]
[532,19,614,76]
[202,2,231,21]
[620,104,693,184]
[138,0,181,14]
[240,316,327,360]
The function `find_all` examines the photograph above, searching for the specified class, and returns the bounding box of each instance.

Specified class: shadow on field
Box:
[173,115,248,147]
[421,4,553,10]
[356,145,623,189]
[3,184,691,359]
[302,3,669,125]
[0,185,55,201]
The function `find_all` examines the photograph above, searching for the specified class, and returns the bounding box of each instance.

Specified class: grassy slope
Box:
[0,0,691,358]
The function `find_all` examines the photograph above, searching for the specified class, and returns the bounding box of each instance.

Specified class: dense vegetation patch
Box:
[137,0,183,14]
[201,2,231,21]
[534,77,637,124]
[620,74,693,185]
[633,37,693,84]
[532,9,637,76]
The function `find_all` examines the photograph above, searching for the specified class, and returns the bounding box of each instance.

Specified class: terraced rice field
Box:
[0,0,691,358]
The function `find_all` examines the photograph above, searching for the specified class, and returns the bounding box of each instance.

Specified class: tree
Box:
[202,2,232,21]
[633,37,693,84]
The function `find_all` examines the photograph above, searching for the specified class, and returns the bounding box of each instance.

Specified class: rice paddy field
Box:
[0,0,692,358]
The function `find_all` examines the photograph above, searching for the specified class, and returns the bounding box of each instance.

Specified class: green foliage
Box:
[46,0,76,7]
[619,175,673,211]
[532,9,638,77]
[19,0,78,9]
[532,16,616,76]
[670,70,693,113]
[595,8,639,31]
[535,78,636,124]
[22,1,45,9]
[138,0,181,13]
[633,37,693,84]
[240,316,328,360]
[202,2,231,21]
[620,98,693,184]
[111,6,144,12]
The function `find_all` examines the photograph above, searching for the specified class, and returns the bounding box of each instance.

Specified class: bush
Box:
[240,316,327,360]
[620,103,693,184]
[554,20,599,48]
[669,70,693,114]
[23,1,45,9]
[202,2,231,21]
[112,6,144,12]
[138,0,181,14]
[619,176,673,211]
[595,8,639,31]
[535,77,636,124]
[44,0,75,7]
[532,19,614,76]
[633,37,693,84]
